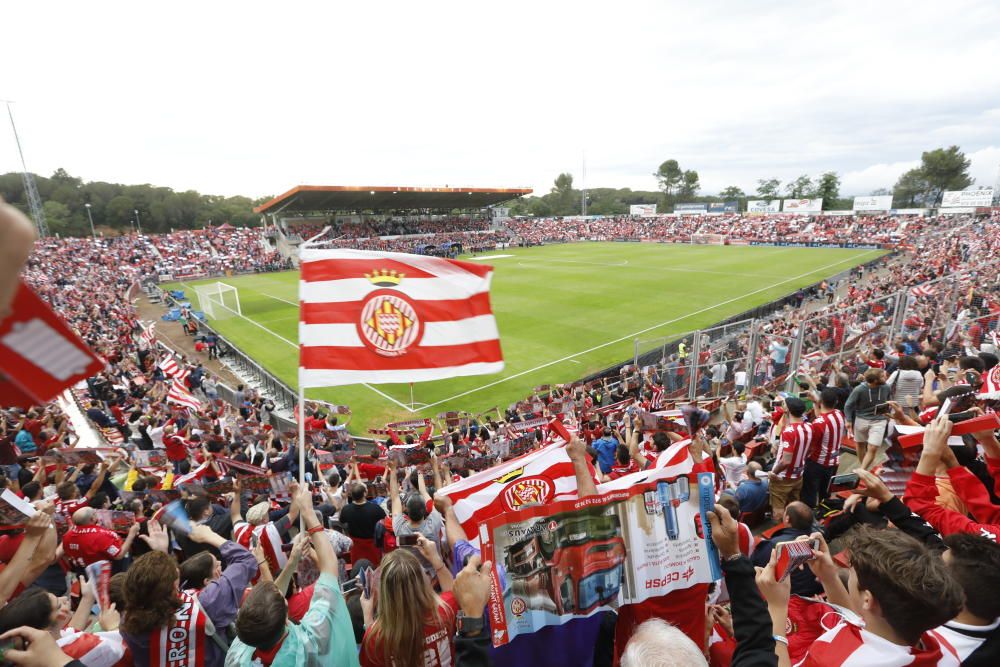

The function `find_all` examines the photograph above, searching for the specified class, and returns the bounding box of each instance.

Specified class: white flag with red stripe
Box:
[298,248,503,387]
[438,441,594,547]
[166,378,201,411]
[158,356,189,381]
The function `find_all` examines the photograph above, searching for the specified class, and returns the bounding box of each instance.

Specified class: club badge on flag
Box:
[298,248,504,387]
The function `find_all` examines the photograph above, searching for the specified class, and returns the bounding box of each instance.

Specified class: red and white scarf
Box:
[149,591,208,667]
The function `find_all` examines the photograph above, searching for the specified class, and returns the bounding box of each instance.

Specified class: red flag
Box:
[437,441,595,547]
[166,378,200,411]
[0,281,104,407]
[298,248,503,387]
[158,356,189,381]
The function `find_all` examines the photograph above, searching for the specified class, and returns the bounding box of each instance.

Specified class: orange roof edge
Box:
[253,185,533,214]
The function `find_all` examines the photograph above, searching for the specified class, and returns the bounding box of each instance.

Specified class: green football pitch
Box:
[166,243,884,430]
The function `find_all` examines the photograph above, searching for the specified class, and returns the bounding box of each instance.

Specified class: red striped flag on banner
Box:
[166,378,200,411]
[437,441,595,547]
[297,248,504,387]
[910,284,935,298]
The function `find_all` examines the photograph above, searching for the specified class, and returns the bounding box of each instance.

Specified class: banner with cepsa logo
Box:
[782,198,823,213]
[480,471,721,647]
[746,199,781,214]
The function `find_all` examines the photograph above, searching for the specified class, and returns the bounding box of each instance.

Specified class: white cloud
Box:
[0,0,998,200]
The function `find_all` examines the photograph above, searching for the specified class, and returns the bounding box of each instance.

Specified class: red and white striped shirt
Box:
[775,422,811,480]
[808,410,846,468]
[795,617,960,666]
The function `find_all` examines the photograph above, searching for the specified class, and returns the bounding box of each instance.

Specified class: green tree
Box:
[718,186,745,200]
[654,160,682,197]
[893,168,930,207]
[814,172,841,210]
[106,195,136,226]
[919,146,973,204]
[785,174,814,198]
[42,200,75,236]
[549,173,577,215]
[677,170,700,198]
[755,178,781,199]
[869,187,891,196]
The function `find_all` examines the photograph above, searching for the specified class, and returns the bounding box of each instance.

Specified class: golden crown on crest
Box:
[364,269,405,287]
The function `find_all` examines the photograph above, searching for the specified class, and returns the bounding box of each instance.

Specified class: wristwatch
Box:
[457,612,484,636]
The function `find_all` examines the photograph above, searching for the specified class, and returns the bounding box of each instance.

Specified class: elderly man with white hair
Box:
[621,504,781,667]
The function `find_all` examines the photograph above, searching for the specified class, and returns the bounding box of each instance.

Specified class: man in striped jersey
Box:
[769,396,810,516]
[801,387,847,508]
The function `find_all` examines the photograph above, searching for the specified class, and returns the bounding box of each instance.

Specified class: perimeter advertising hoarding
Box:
[782,198,823,213]
[852,195,893,211]
[746,200,780,215]
[629,204,658,217]
[941,189,994,208]
[708,201,739,213]
[674,203,707,214]
[481,471,721,647]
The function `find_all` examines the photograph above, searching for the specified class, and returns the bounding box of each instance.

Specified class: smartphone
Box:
[398,534,419,548]
[829,473,860,490]
[938,397,953,419]
[874,402,892,416]
[250,534,259,550]
[774,539,819,582]
[362,566,374,598]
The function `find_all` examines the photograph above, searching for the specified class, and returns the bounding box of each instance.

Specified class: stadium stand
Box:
[1,209,998,667]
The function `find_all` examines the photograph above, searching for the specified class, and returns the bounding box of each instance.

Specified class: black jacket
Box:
[723,556,778,667]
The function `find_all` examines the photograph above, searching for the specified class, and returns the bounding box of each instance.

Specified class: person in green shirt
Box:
[225,486,359,667]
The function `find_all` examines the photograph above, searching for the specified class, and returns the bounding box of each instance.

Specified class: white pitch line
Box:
[418,250,880,411]
[264,293,298,307]
[190,286,416,413]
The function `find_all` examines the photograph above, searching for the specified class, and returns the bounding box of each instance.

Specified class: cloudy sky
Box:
[2,1,999,200]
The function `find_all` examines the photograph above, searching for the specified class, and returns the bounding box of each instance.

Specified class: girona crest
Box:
[358,288,422,357]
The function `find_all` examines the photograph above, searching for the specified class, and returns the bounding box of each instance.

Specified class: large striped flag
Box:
[298,248,503,387]
[158,356,189,381]
[166,377,201,411]
[910,284,935,298]
[438,441,595,547]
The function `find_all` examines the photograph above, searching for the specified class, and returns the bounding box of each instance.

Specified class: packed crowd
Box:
[506,212,967,247]
[1,199,999,666]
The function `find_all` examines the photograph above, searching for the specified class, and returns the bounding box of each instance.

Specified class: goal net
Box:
[195,282,241,320]
[691,233,727,245]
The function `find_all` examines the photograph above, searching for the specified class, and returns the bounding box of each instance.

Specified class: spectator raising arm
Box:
[0,512,55,605]
[904,416,1000,541]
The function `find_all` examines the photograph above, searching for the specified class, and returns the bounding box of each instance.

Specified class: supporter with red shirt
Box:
[801,386,847,508]
[359,542,457,667]
[162,423,192,472]
[54,461,109,520]
[62,507,140,570]
[607,444,640,480]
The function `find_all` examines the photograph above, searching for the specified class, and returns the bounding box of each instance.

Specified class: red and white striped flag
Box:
[437,441,595,547]
[910,284,935,298]
[298,248,503,387]
[139,322,157,349]
[166,378,201,411]
[158,356,189,381]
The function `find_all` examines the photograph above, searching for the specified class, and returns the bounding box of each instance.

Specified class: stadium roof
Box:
[253,185,533,215]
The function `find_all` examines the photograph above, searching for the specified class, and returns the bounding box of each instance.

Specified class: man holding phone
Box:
[844,368,892,471]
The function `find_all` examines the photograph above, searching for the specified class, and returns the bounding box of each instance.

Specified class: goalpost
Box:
[195,282,242,320]
[691,233,727,245]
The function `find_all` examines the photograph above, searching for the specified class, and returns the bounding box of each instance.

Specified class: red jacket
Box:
[903,471,999,542]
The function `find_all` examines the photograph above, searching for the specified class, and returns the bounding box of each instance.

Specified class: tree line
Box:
[509,145,979,217]
[0,169,268,237]
[2,145,982,236]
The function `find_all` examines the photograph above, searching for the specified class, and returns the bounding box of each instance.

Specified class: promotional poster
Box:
[480,471,721,646]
